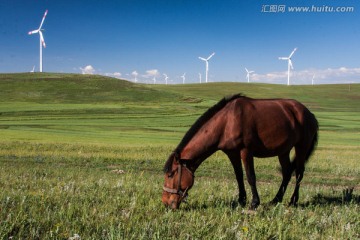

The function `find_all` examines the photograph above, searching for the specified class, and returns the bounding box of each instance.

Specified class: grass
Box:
[1,142,359,239]
[0,73,359,239]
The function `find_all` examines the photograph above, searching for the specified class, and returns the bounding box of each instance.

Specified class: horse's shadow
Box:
[299,187,360,207]
[182,198,240,211]
[183,188,359,210]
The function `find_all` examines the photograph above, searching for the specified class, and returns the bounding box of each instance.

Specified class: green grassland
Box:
[0,73,359,239]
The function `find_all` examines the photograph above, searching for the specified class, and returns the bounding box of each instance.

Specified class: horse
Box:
[162,94,318,209]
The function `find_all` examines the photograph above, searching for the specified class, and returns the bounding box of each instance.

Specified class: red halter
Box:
[163,162,194,202]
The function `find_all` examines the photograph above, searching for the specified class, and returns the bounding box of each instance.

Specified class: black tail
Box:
[305,130,318,162]
[305,114,319,163]
[290,115,319,173]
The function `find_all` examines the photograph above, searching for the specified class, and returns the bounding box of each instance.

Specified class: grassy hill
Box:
[1,72,359,109]
[0,73,359,145]
[0,73,180,103]
[153,81,360,112]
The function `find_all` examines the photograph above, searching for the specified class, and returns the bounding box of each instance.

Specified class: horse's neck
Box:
[180,121,222,170]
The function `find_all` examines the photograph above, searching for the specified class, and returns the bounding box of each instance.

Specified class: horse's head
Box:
[162,152,194,209]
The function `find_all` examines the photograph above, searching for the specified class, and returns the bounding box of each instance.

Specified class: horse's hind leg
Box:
[241,149,260,209]
[289,166,304,206]
[225,150,246,207]
[289,147,306,206]
[271,152,293,204]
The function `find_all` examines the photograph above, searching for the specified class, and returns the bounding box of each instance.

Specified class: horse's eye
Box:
[168,171,175,178]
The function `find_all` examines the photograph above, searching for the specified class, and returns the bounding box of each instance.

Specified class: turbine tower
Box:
[131,71,138,82]
[199,73,202,83]
[312,74,315,85]
[181,73,186,84]
[245,68,254,83]
[28,10,48,73]
[199,52,215,83]
[279,48,297,86]
[163,73,169,85]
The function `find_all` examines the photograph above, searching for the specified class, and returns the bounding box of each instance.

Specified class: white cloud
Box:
[251,67,360,85]
[103,72,123,79]
[143,69,159,78]
[80,65,95,75]
[113,72,122,77]
[131,71,138,77]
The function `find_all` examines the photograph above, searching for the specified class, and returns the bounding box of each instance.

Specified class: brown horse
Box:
[162,94,318,209]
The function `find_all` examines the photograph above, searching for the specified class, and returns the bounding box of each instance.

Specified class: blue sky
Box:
[1,0,360,85]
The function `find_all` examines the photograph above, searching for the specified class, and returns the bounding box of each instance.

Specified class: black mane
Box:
[163,93,245,173]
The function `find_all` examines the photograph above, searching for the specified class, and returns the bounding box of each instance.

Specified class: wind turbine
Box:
[245,68,254,83]
[153,76,156,84]
[199,73,202,83]
[28,10,48,73]
[312,74,315,85]
[279,47,297,85]
[131,71,138,82]
[163,73,169,85]
[30,66,35,73]
[181,73,186,84]
[199,52,215,83]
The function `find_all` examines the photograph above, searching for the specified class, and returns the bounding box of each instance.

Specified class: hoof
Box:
[238,198,247,207]
[269,198,281,205]
[289,196,298,207]
[249,201,259,210]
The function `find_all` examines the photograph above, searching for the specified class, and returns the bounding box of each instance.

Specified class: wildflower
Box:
[111,169,125,174]
[68,233,81,240]
[344,223,351,231]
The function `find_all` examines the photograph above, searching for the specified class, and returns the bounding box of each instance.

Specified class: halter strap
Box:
[162,162,194,199]
[163,186,179,194]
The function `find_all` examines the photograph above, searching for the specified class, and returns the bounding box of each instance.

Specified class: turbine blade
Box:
[38,10,48,29]
[28,30,39,35]
[289,47,297,58]
[245,68,249,73]
[289,59,293,69]
[199,57,206,61]
[39,31,46,48]
[279,57,288,60]
[207,52,215,60]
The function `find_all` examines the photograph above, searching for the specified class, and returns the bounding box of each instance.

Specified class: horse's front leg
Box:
[225,150,246,207]
[241,149,260,210]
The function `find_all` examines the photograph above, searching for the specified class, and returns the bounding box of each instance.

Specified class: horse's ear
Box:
[164,151,179,173]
